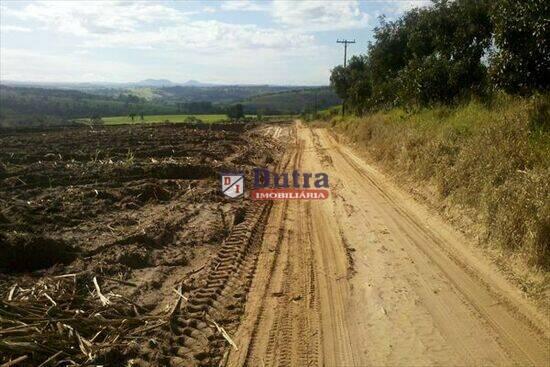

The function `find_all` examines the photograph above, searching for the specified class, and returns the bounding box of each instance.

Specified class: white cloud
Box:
[271,0,369,32]
[386,0,432,14]
[5,1,184,36]
[79,21,314,52]
[0,46,332,85]
[202,6,217,13]
[0,0,349,84]
[0,25,32,33]
[3,1,313,52]
[0,48,141,82]
[220,0,267,12]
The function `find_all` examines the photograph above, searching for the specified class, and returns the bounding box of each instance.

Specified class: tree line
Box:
[330,0,549,114]
[0,85,342,127]
[0,86,180,126]
[0,86,252,126]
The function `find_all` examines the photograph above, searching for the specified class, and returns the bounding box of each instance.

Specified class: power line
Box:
[337,39,356,68]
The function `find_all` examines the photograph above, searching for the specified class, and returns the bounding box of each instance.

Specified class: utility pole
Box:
[337,39,355,115]
[337,39,355,68]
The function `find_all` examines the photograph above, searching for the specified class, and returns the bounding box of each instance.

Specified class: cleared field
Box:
[0,123,283,366]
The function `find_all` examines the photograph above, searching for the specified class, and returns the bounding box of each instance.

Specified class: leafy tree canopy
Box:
[330,0,546,114]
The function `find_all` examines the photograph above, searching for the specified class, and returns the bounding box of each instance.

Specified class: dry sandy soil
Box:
[1,121,548,367]
[228,122,549,367]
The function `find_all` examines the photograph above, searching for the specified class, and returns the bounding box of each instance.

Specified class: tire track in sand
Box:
[227,122,549,367]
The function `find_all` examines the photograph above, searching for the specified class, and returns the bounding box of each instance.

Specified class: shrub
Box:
[528,94,550,133]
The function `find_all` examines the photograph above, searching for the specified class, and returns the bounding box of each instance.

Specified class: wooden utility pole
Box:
[337,39,355,115]
[337,39,355,68]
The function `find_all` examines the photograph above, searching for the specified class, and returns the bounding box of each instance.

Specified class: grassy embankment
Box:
[318,94,549,273]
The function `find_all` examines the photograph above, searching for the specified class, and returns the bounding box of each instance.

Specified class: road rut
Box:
[227,122,549,367]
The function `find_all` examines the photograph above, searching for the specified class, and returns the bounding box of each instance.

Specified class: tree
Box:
[489,0,550,94]
[345,56,372,114]
[330,57,372,115]
[129,113,136,121]
[330,65,351,101]
[227,104,245,121]
[374,0,492,106]
[329,0,494,110]
[331,56,372,114]
[140,112,144,121]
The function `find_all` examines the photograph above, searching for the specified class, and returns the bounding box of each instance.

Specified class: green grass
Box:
[79,114,296,125]
[84,114,230,125]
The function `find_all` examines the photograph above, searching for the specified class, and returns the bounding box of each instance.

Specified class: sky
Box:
[0,0,430,85]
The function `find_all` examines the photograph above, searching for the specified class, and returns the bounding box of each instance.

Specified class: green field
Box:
[94,114,229,125]
[78,114,295,125]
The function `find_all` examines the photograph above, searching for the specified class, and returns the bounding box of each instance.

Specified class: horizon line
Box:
[0,79,330,88]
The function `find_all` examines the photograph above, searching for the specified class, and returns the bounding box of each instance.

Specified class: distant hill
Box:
[133,79,219,87]
[181,80,219,87]
[0,83,340,127]
[135,79,176,87]
[240,87,341,114]
[156,85,303,104]
[0,85,178,127]
[1,79,308,89]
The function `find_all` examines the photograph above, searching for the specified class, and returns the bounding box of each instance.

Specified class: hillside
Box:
[0,84,342,126]
[240,87,341,114]
[0,85,178,127]
[156,85,307,104]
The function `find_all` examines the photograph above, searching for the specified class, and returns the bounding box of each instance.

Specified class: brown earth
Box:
[227,122,549,367]
[0,123,284,366]
[1,121,549,367]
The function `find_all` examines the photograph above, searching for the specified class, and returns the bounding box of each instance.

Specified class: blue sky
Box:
[0,0,429,85]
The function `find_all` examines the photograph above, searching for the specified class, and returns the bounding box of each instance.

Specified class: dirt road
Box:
[227,122,549,367]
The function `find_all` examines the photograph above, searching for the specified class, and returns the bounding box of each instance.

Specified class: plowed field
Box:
[0,123,283,366]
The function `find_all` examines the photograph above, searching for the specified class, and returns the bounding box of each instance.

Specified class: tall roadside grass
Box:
[330,94,549,269]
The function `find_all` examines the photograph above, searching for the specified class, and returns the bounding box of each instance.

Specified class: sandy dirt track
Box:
[227,122,549,367]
